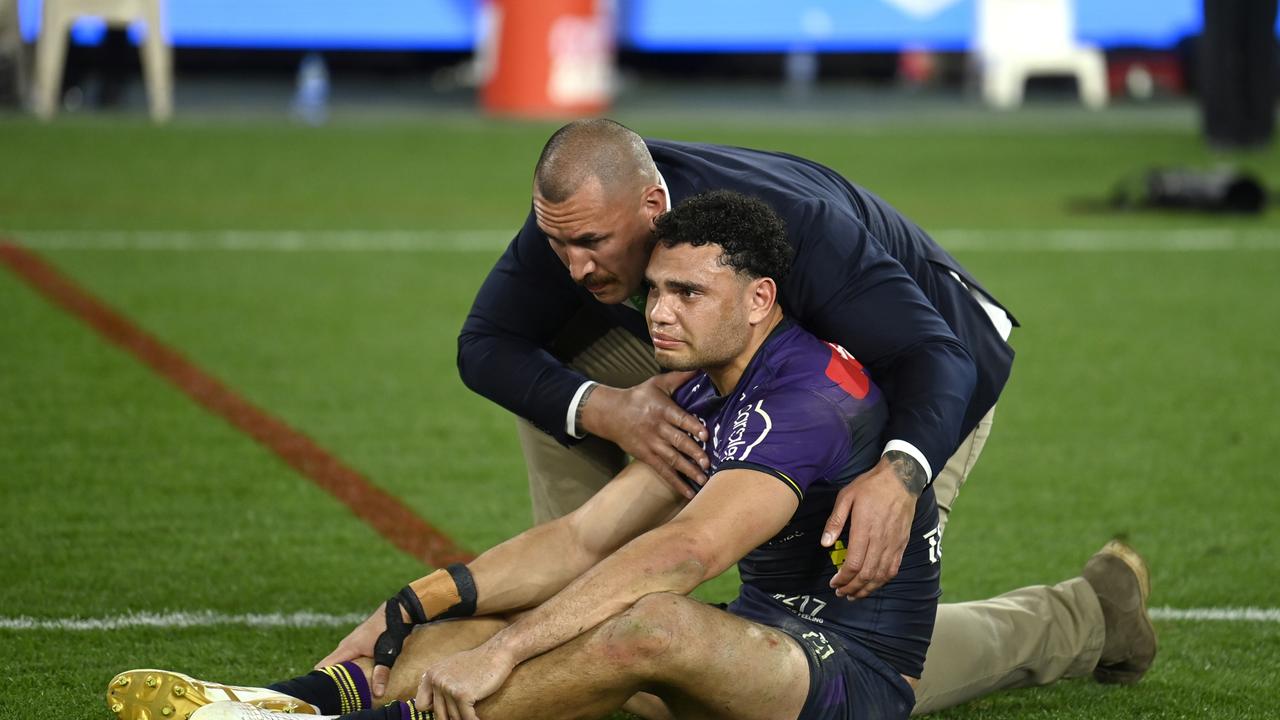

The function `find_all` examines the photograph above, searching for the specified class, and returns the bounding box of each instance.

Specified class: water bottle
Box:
[293,53,330,126]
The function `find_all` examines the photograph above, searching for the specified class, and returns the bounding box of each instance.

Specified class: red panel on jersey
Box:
[825,343,870,399]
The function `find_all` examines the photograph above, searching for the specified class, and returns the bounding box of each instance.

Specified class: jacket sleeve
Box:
[785,199,977,478]
[457,210,590,445]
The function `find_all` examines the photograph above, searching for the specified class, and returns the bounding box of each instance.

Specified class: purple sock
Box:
[267,661,372,715]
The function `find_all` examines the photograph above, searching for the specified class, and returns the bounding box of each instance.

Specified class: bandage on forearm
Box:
[407,562,477,620]
[374,563,478,671]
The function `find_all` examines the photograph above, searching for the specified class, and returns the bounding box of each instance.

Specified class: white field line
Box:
[0,606,1276,631]
[0,610,367,631]
[8,230,514,253]
[1148,606,1280,622]
[6,229,1280,253]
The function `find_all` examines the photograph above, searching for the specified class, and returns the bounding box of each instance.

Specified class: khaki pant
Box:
[516,329,1104,715]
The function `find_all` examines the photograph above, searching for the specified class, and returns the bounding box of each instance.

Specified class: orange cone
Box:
[479,0,613,117]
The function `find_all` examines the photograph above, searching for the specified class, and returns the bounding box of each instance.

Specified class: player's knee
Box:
[629,591,701,629]
[589,593,687,667]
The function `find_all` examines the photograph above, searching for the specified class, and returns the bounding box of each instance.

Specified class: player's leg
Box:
[194,593,812,720]
[470,592,813,720]
[107,618,509,720]
[371,606,674,719]
[519,324,660,524]
[343,617,510,704]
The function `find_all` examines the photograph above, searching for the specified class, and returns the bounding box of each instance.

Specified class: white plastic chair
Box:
[33,0,172,121]
[975,0,1107,110]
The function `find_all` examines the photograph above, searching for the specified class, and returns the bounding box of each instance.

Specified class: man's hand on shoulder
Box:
[820,451,925,600]
[579,371,710,498]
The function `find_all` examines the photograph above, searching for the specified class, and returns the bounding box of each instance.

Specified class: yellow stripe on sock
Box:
[335,664,362,711]
[405,699,434,720]
[325,666,350,712]
[339,665,364,712]
[321,666,353,714]
[330,665,352,712]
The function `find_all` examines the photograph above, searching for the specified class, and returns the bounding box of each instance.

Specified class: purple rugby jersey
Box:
[672,320,941,678]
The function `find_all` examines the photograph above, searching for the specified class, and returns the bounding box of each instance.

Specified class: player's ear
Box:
[748,277,777,324]
[641,184,666,228]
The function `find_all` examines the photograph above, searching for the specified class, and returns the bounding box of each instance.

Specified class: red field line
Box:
[0,239,473,568]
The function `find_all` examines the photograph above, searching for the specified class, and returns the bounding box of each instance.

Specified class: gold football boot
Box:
[107,669,318,720]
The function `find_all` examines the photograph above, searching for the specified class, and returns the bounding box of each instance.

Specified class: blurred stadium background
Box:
[1,1,1278,719]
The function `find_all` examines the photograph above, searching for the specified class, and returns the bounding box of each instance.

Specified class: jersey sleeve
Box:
[715,389,854,501]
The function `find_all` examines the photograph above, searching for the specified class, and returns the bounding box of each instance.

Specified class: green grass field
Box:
[2,107,1279,719]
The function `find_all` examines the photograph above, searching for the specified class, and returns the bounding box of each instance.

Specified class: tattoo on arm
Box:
[575,383,597,435]
[884,450,927,496]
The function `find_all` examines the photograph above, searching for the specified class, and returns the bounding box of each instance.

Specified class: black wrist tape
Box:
[396,585,429,625]
[436,563,477,619]
[372,564,476,671]
[373,594,411,670]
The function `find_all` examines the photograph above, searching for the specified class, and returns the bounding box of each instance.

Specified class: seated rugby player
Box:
[110,190,944,720]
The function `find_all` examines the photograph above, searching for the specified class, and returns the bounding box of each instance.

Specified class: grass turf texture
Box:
[1,112,1278,718]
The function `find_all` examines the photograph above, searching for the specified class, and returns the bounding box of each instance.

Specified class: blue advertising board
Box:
[18,0,478,49]
[16,0,1275,51]
[621,0,1208,51]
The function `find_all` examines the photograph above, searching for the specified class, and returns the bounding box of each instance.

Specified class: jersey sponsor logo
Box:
[774,593,829,623]
[923,524,942,564]
[721,399,772,462]
[824,342,870,399]
[688,416,709,452]
[800,629,837,660]
[828,539,847,568]
[768,529,806,546]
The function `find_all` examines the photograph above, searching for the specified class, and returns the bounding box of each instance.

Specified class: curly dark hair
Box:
[653,190,793,283]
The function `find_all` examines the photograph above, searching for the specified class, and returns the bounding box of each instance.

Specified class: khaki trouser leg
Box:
[517,328,661,524]
[911,407,1105,715]
[929,406,996,534]
[913,578,1105,714]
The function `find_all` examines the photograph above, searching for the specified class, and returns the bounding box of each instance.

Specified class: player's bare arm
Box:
[317,460,684,695]
[416,466,800,720]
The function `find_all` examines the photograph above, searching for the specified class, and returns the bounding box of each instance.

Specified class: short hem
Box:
[727,587,916,720]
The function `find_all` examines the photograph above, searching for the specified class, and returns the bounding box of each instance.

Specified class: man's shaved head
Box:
[534,119,658,203]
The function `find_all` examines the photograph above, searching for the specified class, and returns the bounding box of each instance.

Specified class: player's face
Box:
[645,243,755,372]
[535,176,665,304]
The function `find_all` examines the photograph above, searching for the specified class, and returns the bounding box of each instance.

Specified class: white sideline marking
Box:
[11,230,514,253]
[0,607,1277,631]
[0,611,366,631]
[937,228,1280,252]
[9,229,1280,253]
[1148,606,1280,622]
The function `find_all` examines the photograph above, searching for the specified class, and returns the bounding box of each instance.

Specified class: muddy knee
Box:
[588,593,695,669]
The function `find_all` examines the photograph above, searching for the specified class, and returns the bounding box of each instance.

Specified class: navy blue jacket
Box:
[458,139,1017,476]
